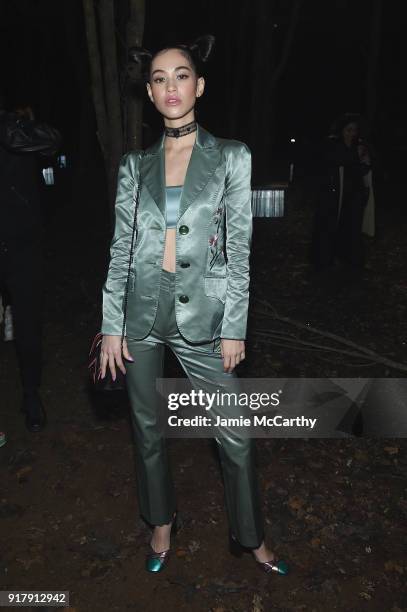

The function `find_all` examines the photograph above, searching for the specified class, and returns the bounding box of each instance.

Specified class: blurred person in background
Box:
[0,93,60,432]
[311,113,374,276]
[0,285,14,341]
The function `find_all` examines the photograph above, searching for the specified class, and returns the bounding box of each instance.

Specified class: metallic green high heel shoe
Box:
[229,531,289,575]
[146,512,179,573]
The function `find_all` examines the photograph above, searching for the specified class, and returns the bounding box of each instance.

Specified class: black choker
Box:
[165,120,197,138]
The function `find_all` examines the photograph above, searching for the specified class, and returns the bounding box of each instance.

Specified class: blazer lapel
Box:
[178,129,221,220]
[142,132,166,220]
[141,124,221,222]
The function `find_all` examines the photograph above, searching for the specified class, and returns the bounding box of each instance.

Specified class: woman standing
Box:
[311,113,372,272]
[100,35,288,576]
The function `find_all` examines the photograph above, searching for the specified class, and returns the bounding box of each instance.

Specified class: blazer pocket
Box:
[204,276,227,304]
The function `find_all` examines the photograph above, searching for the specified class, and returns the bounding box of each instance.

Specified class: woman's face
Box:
[342,122,359,146]
[146,48,205,122]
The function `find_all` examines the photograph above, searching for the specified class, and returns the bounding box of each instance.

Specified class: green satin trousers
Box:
[125,268,265,548]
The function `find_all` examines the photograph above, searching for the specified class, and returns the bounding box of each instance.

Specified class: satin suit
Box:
[101,125,264,547]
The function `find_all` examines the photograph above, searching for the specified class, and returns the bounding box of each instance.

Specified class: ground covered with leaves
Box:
[1,177,406,612]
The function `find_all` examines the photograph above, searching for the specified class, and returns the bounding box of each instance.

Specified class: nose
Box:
[166,76,177,92]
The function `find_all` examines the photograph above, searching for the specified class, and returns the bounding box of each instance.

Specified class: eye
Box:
[177,73,189,79]
[153,76,165,83]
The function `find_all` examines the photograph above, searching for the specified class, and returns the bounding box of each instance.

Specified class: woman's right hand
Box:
[357,144,371,165]
[100,335,133,381]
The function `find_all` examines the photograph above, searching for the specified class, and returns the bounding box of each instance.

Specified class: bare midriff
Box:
[162,228,177,272]
[162,139,194,273]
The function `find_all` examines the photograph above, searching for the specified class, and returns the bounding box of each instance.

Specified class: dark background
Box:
[1,0,405,187]
[1,4,407,610]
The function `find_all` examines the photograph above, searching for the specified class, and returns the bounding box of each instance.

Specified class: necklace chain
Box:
[165,120,197,139]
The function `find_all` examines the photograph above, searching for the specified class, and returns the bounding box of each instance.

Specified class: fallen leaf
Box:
[384,446,399,455]
[384,560,404,574]
[16,556,43,570]
[16,466,32,479]
[252,593,263,612]
[187,540,200,554]
[354,450,369,463]
[288,496,305,511]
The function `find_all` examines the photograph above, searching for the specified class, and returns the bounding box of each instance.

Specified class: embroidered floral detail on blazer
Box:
[208,196,226,271]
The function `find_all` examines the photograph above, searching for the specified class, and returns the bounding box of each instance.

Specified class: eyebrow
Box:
[151,65,192,76]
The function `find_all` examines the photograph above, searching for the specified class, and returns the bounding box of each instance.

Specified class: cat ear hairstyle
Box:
[188,34,215,63]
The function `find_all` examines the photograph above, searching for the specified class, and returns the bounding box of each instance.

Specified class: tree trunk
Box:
[366,0,382,124]
[62,1,95,198]
[82,0,109,160]
[125,0,145,151]
[270,0,302,90]
[249,0,274,181]
[250,0,303,181]
[228,0,252,137]
[98,0,124,206]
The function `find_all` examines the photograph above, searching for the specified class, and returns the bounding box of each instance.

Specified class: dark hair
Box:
[129,34,215,83]
[328,113,368,139]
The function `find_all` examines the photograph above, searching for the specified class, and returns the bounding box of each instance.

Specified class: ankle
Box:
[252,543,275,563]
[154,524,171,535]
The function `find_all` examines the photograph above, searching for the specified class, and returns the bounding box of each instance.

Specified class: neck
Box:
[165,129,197,151]
[164,115,197,150]
[164,111,195,130]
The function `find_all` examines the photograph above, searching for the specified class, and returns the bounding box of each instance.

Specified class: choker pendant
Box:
[165,121,197,139]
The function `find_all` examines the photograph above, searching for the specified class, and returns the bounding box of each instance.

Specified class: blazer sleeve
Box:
[220,142,253,340]
[101,151,139,335]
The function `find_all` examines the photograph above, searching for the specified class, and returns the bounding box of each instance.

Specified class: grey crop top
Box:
[165,185,183,228]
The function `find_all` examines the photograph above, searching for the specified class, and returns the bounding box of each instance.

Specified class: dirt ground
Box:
[1,175,407,612]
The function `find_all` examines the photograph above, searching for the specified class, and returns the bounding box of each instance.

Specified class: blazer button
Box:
[180,262,190,268]
[179,225,189,235]
[179,295,189,303]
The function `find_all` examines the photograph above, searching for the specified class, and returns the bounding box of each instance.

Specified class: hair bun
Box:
[188,34,215,63]
[128,46,152,65]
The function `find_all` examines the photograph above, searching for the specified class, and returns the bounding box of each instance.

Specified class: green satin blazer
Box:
[101,124,252,343]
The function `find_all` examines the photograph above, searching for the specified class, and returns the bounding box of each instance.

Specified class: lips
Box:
[165,97,181,105]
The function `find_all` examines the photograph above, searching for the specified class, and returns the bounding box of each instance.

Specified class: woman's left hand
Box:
[220,339,245,372]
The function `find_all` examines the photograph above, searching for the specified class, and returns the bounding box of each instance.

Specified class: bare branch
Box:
[251,298,407,373]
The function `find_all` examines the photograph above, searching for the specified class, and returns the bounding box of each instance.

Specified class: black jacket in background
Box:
[0,111,61,241]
